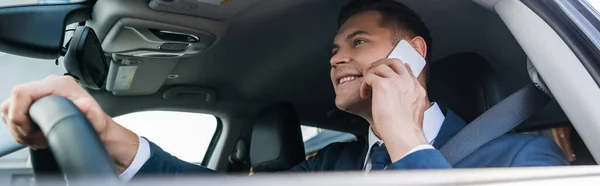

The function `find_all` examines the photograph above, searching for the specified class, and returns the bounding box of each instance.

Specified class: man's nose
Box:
[330,52,351,67]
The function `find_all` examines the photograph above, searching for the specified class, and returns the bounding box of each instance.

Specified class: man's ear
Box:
[409,36,427,59]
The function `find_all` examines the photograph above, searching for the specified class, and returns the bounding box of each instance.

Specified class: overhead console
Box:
[149,0,263,20]
[102,18,215,58]
[81,0,235,96]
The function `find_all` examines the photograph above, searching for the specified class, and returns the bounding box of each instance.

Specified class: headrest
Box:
[427,53,504,122]
[250,102,305,172]
[228,138,250,172]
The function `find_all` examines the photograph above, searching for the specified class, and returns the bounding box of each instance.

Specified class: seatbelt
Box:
[439,83,551,165]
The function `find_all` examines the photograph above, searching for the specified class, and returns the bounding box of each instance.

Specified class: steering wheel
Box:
[28,95,120,185]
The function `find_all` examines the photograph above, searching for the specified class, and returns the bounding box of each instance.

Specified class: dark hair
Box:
[338,0,432,60]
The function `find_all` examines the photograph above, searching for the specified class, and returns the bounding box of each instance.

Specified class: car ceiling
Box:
[88,0,532,134]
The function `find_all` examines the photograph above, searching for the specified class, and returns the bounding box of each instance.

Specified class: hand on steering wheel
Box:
[1,76,120,185]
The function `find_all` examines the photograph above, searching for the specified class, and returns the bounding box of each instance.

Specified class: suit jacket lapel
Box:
[337,136,369,170]
[432,109,467,149]
[356,137,369,169]
[342,109,466,170]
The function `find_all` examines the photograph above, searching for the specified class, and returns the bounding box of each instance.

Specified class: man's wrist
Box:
[382,125,428,162]
[99,116,118,142]
[100,119,140,173]
[120,136,151,182]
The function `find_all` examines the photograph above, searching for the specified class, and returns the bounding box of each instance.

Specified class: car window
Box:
[587,0,600,12]
[301,126,321,142]
[113,111,219,164]
[0,0,36,7]
[0,51,66,167]
[0,0,77,7]
[0,0,80,166]
[300,125,356,157]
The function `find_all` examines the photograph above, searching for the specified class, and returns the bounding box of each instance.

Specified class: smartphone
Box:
[387,40,426,77]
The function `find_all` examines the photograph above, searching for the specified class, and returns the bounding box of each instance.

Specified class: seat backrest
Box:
[427,52,505,122]
[250,102,305,172]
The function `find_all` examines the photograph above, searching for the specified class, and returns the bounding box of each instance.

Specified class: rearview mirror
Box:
[0,2,91,59]
[63,26,109,90]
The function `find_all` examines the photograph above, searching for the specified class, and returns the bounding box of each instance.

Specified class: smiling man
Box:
[1,0,568,180]
[290,0,568,171]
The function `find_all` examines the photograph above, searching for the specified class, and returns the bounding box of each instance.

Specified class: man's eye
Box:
[353,39,365,46]
[332,49,338,55]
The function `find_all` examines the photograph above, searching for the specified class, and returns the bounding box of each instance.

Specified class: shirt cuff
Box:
[119,135,151,182]
[398,144,435,160]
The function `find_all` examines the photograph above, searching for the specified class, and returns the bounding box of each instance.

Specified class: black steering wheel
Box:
[28,95,120,185]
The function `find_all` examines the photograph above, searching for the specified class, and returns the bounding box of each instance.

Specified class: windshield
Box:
[0,0,75,168]
[0,52,65,166]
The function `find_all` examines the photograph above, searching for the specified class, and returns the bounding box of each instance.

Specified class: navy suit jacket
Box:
[133,109,568,177]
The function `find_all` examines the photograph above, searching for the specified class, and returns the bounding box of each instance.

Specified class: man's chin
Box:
[335,98,368,116]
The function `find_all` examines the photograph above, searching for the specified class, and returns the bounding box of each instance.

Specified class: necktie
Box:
[370,143,391,171]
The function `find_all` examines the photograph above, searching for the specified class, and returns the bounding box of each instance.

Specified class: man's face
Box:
[330,10,397,114]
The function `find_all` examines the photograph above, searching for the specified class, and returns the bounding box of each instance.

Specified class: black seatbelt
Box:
[439,84,551,165]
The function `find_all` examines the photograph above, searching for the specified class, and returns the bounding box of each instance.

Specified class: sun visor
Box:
[149,0,264,20]
[102,18,216,58]
[105,54,179,96]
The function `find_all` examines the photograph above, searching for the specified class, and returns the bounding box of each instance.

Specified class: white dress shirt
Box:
[120,103,445,181]
[363,102,445,171]
[120,135,150,182]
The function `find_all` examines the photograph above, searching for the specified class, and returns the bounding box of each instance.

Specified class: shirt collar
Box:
[367,102,445,148]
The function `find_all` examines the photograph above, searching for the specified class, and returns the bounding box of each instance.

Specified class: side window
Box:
[0,0,37,7]
[300,125,322,142]
[587,0,600,12]
[300,126,356,159]
[113,111,219,164]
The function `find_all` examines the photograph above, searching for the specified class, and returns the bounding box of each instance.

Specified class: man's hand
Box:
[1,75,111,148]
[0,75,138,173]
[360,58,429,162]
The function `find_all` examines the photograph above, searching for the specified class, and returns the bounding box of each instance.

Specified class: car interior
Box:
[1,0,600,185]
[88,0,591,170]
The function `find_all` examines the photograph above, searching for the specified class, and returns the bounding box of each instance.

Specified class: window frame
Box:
[201,117,223,166]
[519,0,600,162]
[522,0,600,87]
